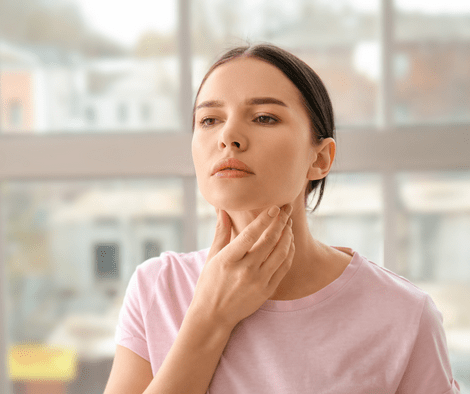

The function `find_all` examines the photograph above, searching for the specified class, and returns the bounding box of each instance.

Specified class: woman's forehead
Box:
[197,57,303,107]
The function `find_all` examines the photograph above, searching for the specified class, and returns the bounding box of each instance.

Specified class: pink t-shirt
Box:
[115,246,461,393]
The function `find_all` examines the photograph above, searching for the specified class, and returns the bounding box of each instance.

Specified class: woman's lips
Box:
[214,169,253,178]
[212,157,254,175]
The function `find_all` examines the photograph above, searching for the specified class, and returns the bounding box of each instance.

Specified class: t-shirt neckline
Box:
[258,246,364,312]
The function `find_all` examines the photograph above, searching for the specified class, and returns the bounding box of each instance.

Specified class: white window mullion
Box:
[382,171,401,273]
[178,0,193,135]
[379,0,394,130]
[179,0,198,253]
[380,0,398,271]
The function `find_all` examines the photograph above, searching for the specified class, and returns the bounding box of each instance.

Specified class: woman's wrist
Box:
[184,302,236,344]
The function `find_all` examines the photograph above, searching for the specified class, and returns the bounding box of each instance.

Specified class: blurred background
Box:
[0,0,469,392]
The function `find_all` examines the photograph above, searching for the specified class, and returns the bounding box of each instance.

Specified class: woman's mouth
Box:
[214,169,254,178]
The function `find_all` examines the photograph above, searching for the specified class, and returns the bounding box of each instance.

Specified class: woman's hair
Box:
[192,42,335,214]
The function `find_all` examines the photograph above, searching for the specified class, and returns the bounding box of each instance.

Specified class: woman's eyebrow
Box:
[246,97,289,107]
[195,97,289,111]
[195,100,223,111]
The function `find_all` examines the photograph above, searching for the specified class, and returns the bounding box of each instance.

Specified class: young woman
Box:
[104,43,460,394]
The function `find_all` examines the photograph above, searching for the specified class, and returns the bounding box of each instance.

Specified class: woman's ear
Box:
[308,138,336,180]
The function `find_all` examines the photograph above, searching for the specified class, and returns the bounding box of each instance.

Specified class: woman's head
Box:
[191,42,336,214]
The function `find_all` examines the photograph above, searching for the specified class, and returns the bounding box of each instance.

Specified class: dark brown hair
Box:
[192,42,335,214]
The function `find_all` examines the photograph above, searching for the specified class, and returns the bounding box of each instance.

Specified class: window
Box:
[394,0,470,124]
[1,1,469,393]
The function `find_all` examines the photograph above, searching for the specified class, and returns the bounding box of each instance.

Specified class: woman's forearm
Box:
[143,306,233,394]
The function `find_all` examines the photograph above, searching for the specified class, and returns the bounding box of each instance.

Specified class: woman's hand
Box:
[189,204,295,330]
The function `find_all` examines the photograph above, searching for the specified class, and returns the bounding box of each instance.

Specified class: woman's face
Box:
[192,56,326,213]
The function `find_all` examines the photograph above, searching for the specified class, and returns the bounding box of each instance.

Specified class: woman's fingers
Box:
[224,205,290,263]
[207,208,233,263]
[248,204,293,264]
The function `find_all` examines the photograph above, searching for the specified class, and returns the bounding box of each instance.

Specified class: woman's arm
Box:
[103,308,232,394]
[143,307,233,394]
[104,345,154,394]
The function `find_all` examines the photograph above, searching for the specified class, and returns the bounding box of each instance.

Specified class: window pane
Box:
[0,0,180,134]
[394,1,470,124]
[191,0,380,127]
[308,172,383,265]
[397,170,470,389]
[2,178,183,393]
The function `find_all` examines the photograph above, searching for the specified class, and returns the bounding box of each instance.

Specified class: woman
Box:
[104,43,460,393]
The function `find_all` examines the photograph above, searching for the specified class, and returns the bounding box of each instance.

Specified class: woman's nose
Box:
[218,117,247,150]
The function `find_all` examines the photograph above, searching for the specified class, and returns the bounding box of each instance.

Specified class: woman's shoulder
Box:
[136,247,209,270]
[121,248,211,317]
[131,247,210,291]
[356,251,430,307]
[161,247,211,269]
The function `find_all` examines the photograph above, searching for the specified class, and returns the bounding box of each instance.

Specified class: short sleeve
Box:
[396,294,461,394]
[114,265,152,362]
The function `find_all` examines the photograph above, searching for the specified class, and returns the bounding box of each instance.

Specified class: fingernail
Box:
[268,206,280,218]
[284,204,293,216]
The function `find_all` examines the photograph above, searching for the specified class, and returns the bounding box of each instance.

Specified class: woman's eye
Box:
[255,115,278,125]
[200,117,217,127]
